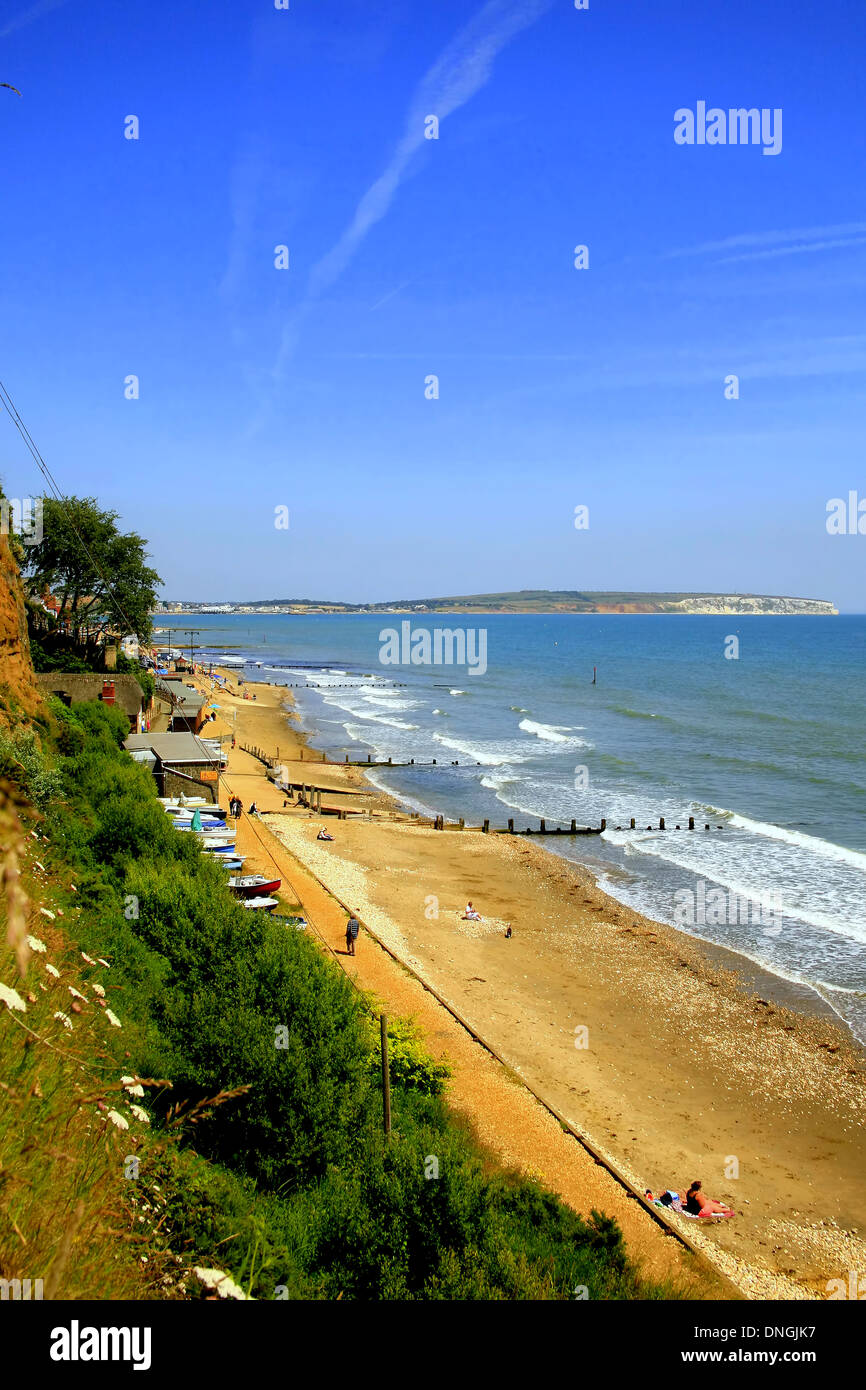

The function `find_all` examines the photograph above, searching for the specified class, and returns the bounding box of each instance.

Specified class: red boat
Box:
[228,875,281,898]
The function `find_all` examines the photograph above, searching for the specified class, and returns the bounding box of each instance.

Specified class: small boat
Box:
[165,810,226,826]
[177,822,226,832]
[166,806,226,822]
[216,857,246,871]
[242,896,280,911]
[202,844,238,854]
[159,795,210,808]
[228,875,282,898]
[270,913,307,930]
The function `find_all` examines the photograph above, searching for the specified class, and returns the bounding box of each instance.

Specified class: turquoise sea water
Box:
[160,613,866,1042]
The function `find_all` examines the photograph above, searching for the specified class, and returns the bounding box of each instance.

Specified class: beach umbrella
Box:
[191,808,202,830]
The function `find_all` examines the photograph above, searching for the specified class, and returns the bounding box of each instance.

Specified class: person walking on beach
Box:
[345,913,360,956]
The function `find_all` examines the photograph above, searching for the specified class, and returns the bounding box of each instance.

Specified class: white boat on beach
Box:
[173,824,234,838]
[242,896,280,911]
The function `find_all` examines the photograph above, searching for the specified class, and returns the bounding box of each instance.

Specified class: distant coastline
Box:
[154,589,838,617]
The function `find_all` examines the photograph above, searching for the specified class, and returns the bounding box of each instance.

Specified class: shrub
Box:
[0,726,62,807]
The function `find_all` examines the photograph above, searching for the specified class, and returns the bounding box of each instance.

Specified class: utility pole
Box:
[182,628,202,670]
[380,1014,391,1137]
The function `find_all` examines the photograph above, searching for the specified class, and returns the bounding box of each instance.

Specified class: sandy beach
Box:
[178,668,866,1300]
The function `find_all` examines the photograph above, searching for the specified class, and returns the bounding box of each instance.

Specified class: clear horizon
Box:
[2,0,864,608]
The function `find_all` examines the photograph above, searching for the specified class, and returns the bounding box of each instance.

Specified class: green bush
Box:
[0,725,62,807]
[363,1011,450,1096]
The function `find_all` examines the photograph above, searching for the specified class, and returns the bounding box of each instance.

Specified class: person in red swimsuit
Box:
[684,1180,734,1217]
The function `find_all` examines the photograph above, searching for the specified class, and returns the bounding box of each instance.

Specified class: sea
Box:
[158,613,866,1044]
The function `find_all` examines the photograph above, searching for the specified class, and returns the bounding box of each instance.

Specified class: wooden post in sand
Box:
[571,819,576,833]
[508,818,514,833]
[458,817,465,830]
[540,819,546,833]
[482,819,489,833]
[380,1015,391,1137]
[630,818,636,830]
[659,817,665,830]
[600,818,607,832]
[688,816,695,830]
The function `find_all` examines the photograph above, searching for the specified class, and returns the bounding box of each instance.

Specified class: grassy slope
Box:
[1,698,681,1301]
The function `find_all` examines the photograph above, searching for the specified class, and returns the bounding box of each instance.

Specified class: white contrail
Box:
[0,0,71,39]
[667,222,866,259]
[716,236,866,264]
[250,0,556,420]
[305,0,556,302]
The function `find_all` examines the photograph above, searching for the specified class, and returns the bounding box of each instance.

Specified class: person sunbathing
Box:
[317,829,334,841]
[683,1180,734,1218]
[462,902,482,921]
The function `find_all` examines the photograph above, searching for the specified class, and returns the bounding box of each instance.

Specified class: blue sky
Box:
[2,0,865,608]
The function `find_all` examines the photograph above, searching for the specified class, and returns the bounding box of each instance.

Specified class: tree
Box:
[21,496,162,661]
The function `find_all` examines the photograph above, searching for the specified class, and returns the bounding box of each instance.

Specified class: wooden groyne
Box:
[241,745,727,835]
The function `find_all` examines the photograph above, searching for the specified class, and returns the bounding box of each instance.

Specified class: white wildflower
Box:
[27,935,46,953]
[39,908,56,920]
[81,951,96,964]
[105,1109,129,1131]
[34,861,46,872]
[68,986,88,1002]
[0,982,27,1013]
[128,1104,150,1124]
[45,964,60,979]
[98,958,111,969]
[92,983,105,998]
[193,1267,251,1300]
[121,1076,145,1097]
[105,1009,122,1028]
[53,1011,73,1030]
